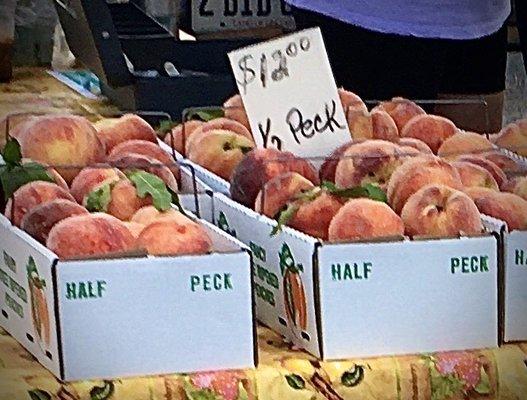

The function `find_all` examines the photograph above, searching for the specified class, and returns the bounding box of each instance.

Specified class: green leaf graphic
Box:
[127,170,171,211]
[28,389,52,400]
[341,365,365,387]
[90,381,115,400]
[285,374,305,390]
[85,183,112,212]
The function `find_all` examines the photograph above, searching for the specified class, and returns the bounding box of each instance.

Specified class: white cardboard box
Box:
[210,192,500,359]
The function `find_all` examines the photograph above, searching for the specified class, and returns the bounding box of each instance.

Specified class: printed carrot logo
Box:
[279,243,307,333]
[217,211,237,237]
[27,257,50,350]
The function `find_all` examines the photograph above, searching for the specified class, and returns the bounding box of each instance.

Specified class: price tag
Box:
[192,0,295,34]
[228,28,350,158]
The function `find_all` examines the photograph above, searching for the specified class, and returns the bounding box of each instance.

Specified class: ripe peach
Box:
[400,114,459,154]
[456,155,507,189]
[223,94,250,130]
[20,158,69,190]
[20,199,88,244]
[401,184,483,238]
[47,213,136,259]
[108,139,179,180]
[4,181,75,227]
[184,118,253,155]
[254,172,314,217]
[95,114,157,152]
[480,150,522,175]
[465,187,527,230]
[372,97,426,131]
[131,205,191,226]
[230,148,319,207]
[319,141,358,183]
[328,199,404,241]
[187,129,255,181]
[18,115,105,183]
[136,220,213,256]
[502,176,527,201]
[437,132,494,159]
[452,161,499,191]
[494,118,527,156]
[70,167,123,204]
[335,140,403,190]
[164,120,204,154]
[347,109,399,142]
[387,156,463,214]
[339,88,368,114]
[122,221,145,238]
[107,179,152,221]
[397,138,433,154]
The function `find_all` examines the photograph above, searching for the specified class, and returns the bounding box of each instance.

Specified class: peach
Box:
[502,176,527,201]
[230,148,319,207]
[164,120,204,154]
[347,109,399,142]
[108,139,179,179]
[437,132,494,159]
[335,140,404,190]
[328,199,404,241]
[397,138,433,154]
[1,114,37,147]
[106,179,152,221]
[254,172,314,218]
[123,221,145,238]
[494,118,527,156]
[456,155,507,189]
[387,156,463,214]
[223,94,250,130]
[465,187,527,230]
[4,181,75,227]
[131,205,192,226]
[18,115,106,183]
[339,88,368,114]
[400,114,459,154]
[136,220,213,256]
[20,158,69,190]
[480,150,522,175]
[452,161,499,190]
[184,118,253,154]
[95,114,157,152]
[70,167,123,204]
[372,97,426,131]
[20,199,88,244]
[187,129,255,181]
[46,213,136,259]
[401,184,483,238]
[109,153,178,192]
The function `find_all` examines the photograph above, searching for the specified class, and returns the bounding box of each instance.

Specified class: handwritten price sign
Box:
[228,28,350,158]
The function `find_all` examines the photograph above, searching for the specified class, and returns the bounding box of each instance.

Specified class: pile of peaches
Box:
[164,92,527,241]
[2,113,212,259]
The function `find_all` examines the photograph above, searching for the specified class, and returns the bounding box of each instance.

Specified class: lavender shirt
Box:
[287,0,511,39]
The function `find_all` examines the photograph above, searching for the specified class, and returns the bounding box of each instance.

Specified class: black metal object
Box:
[53,0,255,119]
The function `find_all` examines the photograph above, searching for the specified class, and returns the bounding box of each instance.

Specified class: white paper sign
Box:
[228,28,351,158]
[192,0,295,33]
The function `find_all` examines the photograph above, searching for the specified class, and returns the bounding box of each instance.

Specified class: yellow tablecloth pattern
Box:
[2,69,527,400]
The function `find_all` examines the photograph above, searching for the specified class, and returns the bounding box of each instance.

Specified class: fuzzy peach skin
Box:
[136,220,213,256]
[319,141,368,183]
[70,167,123,204]
[4,181,75,227]
[108,139,180,180]
[465,187,527,230]
[1,114,38,148]
[95,114,157,152]
[20,199,88,244]
[400,114,459,154]
[456,155,507,189]
[452,161,499,190]
[46,213,136,259]
[107,179,152,221]
[20,158,69,190]
[502,176,527,201]
[347,109,399,142]
[254,172,315,217]
[230,148,319,208]
[372,97,426,131]
[184,118,253,155]
[494,118,527,156]
[339,88,368,114]
[131,205,192,226]
[328,198,404,241]
[18,114,106,183]
[223,94,250,130]
[288,190,344,240]
[122,221,145,238]
[397,138,433,154]
[109,153,178,192]
[164,120,204,154]
[401,184,483,238]
[480,150,521,175]
[437,132,494,159]
[387,156,463,214]
[335,140,403,190]
[187,129,255,181]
